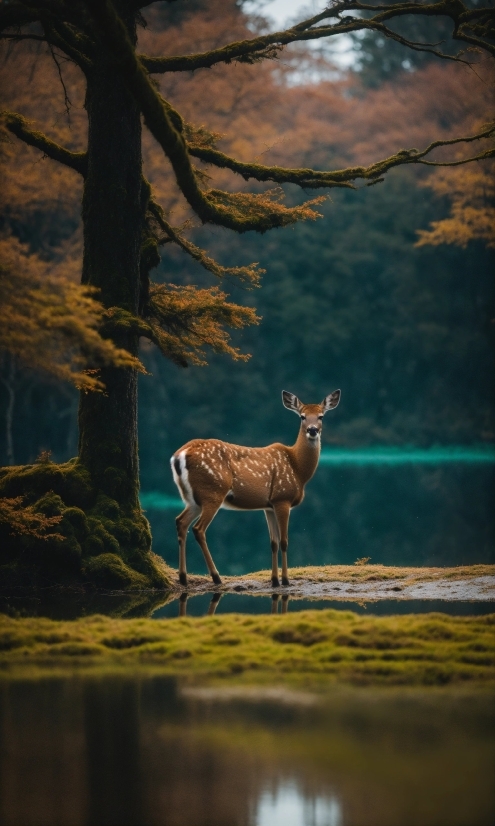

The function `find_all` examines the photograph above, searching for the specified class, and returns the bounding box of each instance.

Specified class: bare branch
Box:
[46,41,72,120]
[0,33,47,42]
[2,112,87,175]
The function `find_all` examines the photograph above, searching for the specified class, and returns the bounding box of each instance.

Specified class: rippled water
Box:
[0,677,493,826]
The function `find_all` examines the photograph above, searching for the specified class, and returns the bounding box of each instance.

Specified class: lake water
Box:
[1,446,493,824]
[0,677,493,826]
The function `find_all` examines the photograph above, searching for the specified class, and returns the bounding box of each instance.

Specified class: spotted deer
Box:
[171,389,341,588]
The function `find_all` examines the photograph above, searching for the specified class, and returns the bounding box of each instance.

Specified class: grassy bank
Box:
[1,609,493,687]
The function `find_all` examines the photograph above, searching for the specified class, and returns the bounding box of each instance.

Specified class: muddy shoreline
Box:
[173,565,495,602]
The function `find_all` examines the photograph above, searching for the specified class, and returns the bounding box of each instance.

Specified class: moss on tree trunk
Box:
[0,12,170,591]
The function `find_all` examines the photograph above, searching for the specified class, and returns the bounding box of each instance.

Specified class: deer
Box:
[170,389,341,589]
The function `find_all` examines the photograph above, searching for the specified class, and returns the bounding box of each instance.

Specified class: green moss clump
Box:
[0,610,494,687]
[85,553,149,589]
[0,458,170,590]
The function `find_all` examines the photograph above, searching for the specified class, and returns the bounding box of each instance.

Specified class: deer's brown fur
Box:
[171,390,340,587]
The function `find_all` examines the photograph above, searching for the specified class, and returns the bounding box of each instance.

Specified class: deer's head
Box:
[282,390,341,442]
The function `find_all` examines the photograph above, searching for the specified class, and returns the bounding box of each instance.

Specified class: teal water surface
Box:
[140,445,495,511]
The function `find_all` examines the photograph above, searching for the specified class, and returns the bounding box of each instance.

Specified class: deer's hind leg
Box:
[176,503,201,587]
[265,509,281,588]
[192,497,224,585]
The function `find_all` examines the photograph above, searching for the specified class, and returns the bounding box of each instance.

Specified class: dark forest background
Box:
[1,1,494,573]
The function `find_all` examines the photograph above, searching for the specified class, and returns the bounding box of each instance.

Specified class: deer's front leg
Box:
[265,509,281,588]
[272,501,291,587]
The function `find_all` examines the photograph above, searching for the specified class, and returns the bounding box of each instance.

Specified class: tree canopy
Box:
[1,0,494,381]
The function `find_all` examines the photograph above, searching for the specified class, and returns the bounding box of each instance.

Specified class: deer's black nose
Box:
[307,426,319,437]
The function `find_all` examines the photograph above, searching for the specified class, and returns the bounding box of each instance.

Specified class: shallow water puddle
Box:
[152,591,495,618]
[0,677,493,826]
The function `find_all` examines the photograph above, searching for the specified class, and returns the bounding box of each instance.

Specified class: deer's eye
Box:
[300,414,306,420]
[317,415,323,420]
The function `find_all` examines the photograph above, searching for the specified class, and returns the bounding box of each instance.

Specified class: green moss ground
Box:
[0,458,171,589]
[1,609,493,687]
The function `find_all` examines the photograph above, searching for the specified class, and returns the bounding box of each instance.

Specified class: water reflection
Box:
[178,591,290,617]
[1,587,493,620]
[0,676,493,826]
[256,783,342,826]
[157,591,495,619]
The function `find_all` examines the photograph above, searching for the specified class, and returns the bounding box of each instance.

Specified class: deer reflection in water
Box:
[177,592,289,617]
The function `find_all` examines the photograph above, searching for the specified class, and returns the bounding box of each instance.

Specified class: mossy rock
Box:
[84,554,149,589]
[0,459,170,591]
[0,458,94,509]
[61,507,90,541]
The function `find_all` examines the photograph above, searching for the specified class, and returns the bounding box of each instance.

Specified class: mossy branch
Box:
[102,291,259,368]
[84,1,494,228]
[83,0,326,233]
[139,0,495,73]
[148,199,262,286]
[187,123,495,188]
[146,284,260,367]
[2,112,87,176]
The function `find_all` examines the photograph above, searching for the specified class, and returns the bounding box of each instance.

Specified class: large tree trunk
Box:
[78,23,142,510]
[0,10,170,590]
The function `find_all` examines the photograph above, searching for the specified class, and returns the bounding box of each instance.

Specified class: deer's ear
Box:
[322,389,341,413]
[282,391,302,413]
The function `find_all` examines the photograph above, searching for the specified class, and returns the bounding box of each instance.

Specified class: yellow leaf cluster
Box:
[207,187,325,231]
[416,163,495,249]
[0,238,143,391]
[147,283,260,367]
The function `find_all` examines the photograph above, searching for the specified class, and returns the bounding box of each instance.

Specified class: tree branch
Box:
[147,198,263,286]
[188,124,495,188]
[138,0,494,74]
[0,3,40,34]
[84,0,494,232]
[2,112,87,176]
[0,33,47,42]
[40,18,94,70]
[84,0,325,233]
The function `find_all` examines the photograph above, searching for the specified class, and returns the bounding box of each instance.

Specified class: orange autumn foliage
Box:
[416,164,495,249]
[147,283,260,367]
[1,0,493,381]
[0,495,62,541]
[0,238,142,390]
